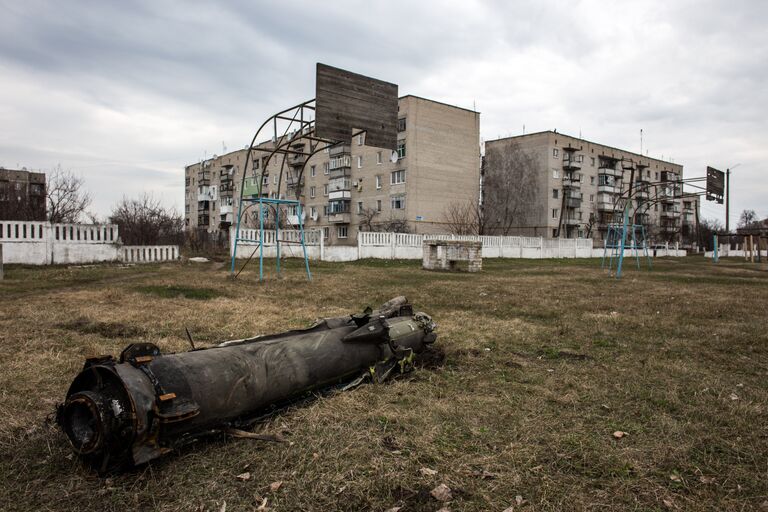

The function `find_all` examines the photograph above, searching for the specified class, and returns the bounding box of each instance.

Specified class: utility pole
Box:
[725,167,730,233]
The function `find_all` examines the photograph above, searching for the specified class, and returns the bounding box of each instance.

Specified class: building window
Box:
[310,186,316,198]
[263,176,269,185]
[185,204,190,213]
[310,206,317,217]
[655,172,659,180]
[323,226,330,239]
[357,133,364,146]
[324,162,330,175]
[552,189,559,199]
[391,170,406,185]
[590,176,595,185]
[273,175,277,185]
[310,165,316,177]
[553,229,558,237]
[397,117,406,132]
[376,175,382,189]
[397,140,406,159]
[377,199,382,212]
[377,151,382,164]
[591,157,595,166]
[391,195,406,210]
[654,204,658,211]
[357,201,363,214]
[323,146,329,153]
[253,159,259,170]
[553,148,559,158]
[552,208,559,219]
[552,169,560,179]
[337,225,348,238]
[323,184,329,196]
[590,194,594,202]
[357,155,363,168]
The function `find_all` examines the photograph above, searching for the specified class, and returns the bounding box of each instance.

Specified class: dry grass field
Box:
[1,256,767,511]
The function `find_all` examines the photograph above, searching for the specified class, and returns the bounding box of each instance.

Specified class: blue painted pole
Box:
[297,202,312,281]
[713,234,718,263]
[276,205,281,277]
[616,207,630,278]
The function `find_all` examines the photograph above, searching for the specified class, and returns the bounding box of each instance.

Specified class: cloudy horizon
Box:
[1,0,765,224]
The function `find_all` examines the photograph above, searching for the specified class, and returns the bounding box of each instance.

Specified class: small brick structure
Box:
[422,240,482,272]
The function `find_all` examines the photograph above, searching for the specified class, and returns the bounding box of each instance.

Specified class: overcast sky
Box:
[1,0,765,224]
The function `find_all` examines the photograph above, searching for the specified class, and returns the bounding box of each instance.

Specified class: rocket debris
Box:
[56,297,436,472]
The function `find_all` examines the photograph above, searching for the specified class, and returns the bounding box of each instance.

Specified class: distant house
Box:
[736,218,768,237]
[0,168,47,221]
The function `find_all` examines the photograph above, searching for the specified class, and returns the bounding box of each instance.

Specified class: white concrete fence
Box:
[231,228,688,262]
[0,220,179,265]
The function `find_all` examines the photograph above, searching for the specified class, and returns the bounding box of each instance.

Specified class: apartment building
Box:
[184,95,480,244]
[483,131,687,243]
[0,168,46,221]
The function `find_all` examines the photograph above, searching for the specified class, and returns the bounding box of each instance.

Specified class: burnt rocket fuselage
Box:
[56,297,436,471]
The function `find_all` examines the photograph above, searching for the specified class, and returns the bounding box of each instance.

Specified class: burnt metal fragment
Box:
[56,297,436,472]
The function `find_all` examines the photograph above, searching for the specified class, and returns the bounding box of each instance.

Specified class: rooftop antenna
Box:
[222,141,227,154]
[640,129,643,154]
[522,124,525,134]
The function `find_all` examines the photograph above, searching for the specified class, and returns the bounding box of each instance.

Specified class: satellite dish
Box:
[390,150,398,164]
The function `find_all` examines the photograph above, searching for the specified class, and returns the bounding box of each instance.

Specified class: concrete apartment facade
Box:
[483,131,692,243]
[184,95,481,244]
[0,168,46,221]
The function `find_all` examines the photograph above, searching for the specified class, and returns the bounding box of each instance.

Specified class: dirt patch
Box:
[58,317,146,339]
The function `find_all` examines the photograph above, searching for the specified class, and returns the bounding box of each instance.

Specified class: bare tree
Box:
[358,207,380,232]
[109,194,184,245]
[47,165,92,223]
[482,142,540,235]
[379,213,411,233]
[738,209,759,229]
[442,200,484,235]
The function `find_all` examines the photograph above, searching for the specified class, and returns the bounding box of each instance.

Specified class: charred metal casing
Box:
[56,297,436,471]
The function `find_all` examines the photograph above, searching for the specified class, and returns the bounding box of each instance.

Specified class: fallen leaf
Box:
[515,495,525,506]
[662,498,674,508]
[502,508,515,512]
[436,508,451,512]
[219,501,227,512]
[384,508,402,512]
[256,497,268,511]
[699,476,716,484]
[730,393,740,401]
[420,467,438,477]
[613,431,627,439]
[236,472,251,481]
[471,469,498,480]
[431,483,453,502]
[669,474,682,483]
[269,481,282,492]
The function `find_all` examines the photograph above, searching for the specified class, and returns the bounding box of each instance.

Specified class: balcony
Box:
[220,205,233,215]
[661,209,681,218]
[597,201,617,211]
[563,216,581,226]
[287,212,306,226]
[329,190,351,200]
[597,184,617,194]
[286,176,303,188]
[329,144,351,157]
[289,154,307,167]
[598,167,623,178]
[329,177,351,192]
[683,212,695,224]
[562,175,581,188]
[330,167,351,178]
[634,188,649,200]
[328,212,351,224]
[635,213,651,225]
[197,186,216,202]
[565,198,582,209]
[198,215,210,226]
[562,157,582,170]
